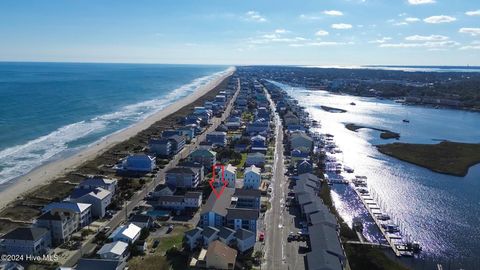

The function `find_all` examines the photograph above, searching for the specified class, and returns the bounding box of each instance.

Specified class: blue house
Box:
[207,131,227,147]
[149,138,171,157]
[250,135,267,152]
[167,135,185,154]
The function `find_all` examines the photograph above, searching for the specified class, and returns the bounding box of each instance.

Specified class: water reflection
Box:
[279,83,480,258]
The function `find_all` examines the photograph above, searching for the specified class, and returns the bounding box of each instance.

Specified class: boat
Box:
[377,213,391,221]
[403,119,410,123]
[383,224,400,233]
[350,102,356,106]
[344,166,354,173]
[352,217,363,231]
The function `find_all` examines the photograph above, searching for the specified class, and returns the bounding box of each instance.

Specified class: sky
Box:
[0,0,479,66]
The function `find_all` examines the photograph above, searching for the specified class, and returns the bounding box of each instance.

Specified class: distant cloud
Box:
[289,41,353,47]
[369,37,392,44]
[459,28,480,36]
[249,29,306,44]
[460,41,480,50]
[275,29,288,34]
[465,10,480,16]
[423,15,456,24]
[331,23,353,29]
[323,10,343,16]
[394,22,408,26]
[245,11,267,22]
[405,17,420,22]
[405,35,449,41]
[380,40,459,49]
[315,30,329,36]
[408,0,435,5]
[299,14,322,20]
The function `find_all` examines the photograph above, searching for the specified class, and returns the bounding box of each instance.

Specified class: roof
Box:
[200,188,235,216]
[297,194,313,205]
[1,227,48,241]
[166,166,199,175]
[304,200,323,214]
[226,208,259,220]
[71,187,111,200]
[206,240,237,265]
[76,258,122,270]
[309,210,337,227]
[168,135,184,143]
[157,195,185,203]
[290,131,313,142]
[208,131,227,136]
[80,176,116,187]
[37,211,65,221]
[109,223,141,241]
[306,251,343,270]
[233,188,261,198]
[218,226,236,239]
[97,241,128,256]
[203,226,220,238]
[234,228,255,240]
[308,224,345,260]
[225,164,237,174]
[43,201,91,214]
[185,192,202,199]
[185,227,203,238]
[245,165,261,175]
[129,214,153,224]
[190,148,216,157]
[154,185,176,195]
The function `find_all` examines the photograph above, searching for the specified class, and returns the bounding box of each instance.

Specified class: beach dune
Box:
[0,67,235,211]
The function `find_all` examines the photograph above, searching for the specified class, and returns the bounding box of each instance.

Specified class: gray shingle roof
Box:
[234,228,255,240]
[226,208,259,220]
[200,188,235,216]
[1,227,48,241]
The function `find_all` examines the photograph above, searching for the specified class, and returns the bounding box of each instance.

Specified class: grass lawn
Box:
[129,224,191,270]
[377,141,480,176]
[345,244,410,270]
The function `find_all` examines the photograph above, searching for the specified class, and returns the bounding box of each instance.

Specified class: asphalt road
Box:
[63,77,240,267]
[263,86,306,270]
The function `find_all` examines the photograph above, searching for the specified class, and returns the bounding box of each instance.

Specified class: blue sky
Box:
[0,0,479,65]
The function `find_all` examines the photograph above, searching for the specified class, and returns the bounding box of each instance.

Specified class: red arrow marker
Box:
[209,164,228,199]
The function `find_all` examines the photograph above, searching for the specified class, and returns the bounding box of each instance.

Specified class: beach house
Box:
[250,135,267,152]
[0,227,51,256]
[188,149,216,172]
[290,131,313,153]
[155,192,202,211]
[165,166,202,188]
[206,131,227,147]
[243,165,261,189]
[34,212,77,244]
[78,176,117,193]
[226,208,259,233]
[117,154,156,174]
[205,241,237,270]
[43,201,92,228]
[149,138,171,157]
[97,241,129,261]
[185,227,204,250]
[70,187,112,218]
[109,223,142,244]
[245,152,265,167]
[234,228,256,253]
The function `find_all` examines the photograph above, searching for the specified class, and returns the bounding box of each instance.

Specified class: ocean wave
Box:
[0,67,233,185]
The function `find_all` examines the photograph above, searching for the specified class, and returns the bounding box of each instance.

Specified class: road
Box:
[63,77,240,267]
[263,85,306,270]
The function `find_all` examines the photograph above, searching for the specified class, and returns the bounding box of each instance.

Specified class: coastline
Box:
[0,67,235,211]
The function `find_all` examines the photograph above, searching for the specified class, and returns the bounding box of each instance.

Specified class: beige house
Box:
[206,240,237,270]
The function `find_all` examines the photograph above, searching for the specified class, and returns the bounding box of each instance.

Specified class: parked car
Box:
[259,232,265,242]
[167,225,174,233]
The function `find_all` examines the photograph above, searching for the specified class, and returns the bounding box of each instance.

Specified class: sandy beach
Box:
[0,67,235,211]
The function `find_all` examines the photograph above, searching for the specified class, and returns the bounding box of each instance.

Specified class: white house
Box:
[234,228,256,253]
[243,165,261,189]
[109,223,142,244]
[117,154,156,173]
[70,187,112,218]
[224,164,237,188]
[97,241,129,261]
[43,201,92,228]
[78,176,117,193]
[0,227,51,256]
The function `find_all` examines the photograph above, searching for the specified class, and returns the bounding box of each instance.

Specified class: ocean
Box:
[274,81,480,262]
[0,62,230,186]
